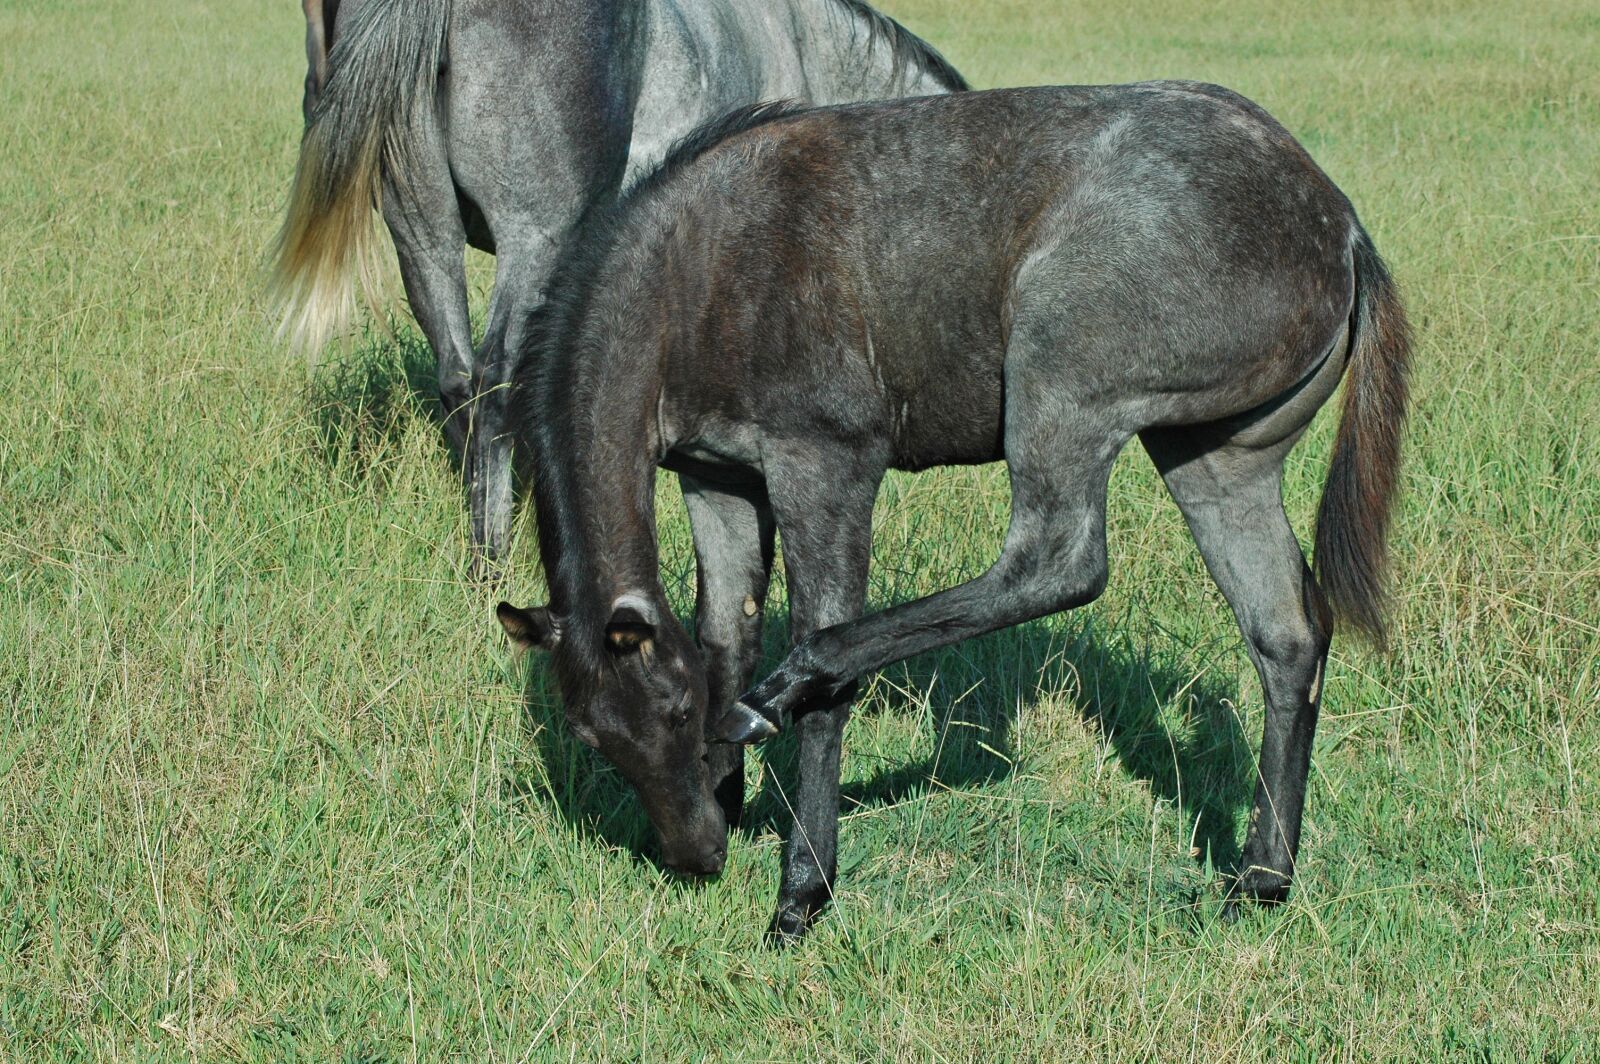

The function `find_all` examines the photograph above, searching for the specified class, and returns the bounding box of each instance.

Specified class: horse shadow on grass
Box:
[502,606,1258,881]
[303,332,449,471]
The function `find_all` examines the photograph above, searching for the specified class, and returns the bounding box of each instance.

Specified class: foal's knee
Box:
[1037,568,1106,615]
[1060,557,1109,610]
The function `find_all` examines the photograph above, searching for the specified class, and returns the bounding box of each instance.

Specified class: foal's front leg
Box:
[760,459,878,944]
[739,427,1122,730]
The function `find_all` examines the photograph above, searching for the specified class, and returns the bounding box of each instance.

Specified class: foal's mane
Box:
[515,98,806,418]
[511,101,806,688]
[824,0,970,93]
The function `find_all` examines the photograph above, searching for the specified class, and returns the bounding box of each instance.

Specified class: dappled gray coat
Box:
[273,0,966,569]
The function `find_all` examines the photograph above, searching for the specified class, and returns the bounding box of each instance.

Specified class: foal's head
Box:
[497,595,727,877]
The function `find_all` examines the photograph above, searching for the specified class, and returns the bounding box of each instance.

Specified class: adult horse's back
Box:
[270,0,966,571]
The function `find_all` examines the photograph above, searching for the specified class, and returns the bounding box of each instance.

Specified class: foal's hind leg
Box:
[681,475,777,827]
[1141,426,1334,914]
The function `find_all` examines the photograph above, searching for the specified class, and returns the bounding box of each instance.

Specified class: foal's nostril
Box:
[671,843,726,878]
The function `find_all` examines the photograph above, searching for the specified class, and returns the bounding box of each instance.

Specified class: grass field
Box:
[3,0,1598,1059]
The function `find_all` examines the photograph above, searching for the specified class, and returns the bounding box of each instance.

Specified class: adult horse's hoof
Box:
[467,546,508,586]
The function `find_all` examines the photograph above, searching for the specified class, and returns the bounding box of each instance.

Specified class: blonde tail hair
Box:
[269,0,450,353]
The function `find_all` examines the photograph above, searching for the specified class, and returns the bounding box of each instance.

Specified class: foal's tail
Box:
[1313,224,1412,648]
[269,0,451,352]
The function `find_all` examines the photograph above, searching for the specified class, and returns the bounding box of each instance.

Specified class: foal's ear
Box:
[605,598,657,656]
[497,602,557,651]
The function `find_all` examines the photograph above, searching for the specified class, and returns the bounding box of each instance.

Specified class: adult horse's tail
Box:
[270,0,451,351]
[1314,225,1412,648]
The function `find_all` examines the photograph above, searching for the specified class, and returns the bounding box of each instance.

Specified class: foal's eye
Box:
[668,697,691,729]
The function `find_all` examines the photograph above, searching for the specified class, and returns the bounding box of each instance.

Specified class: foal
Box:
[498,85,1410,942]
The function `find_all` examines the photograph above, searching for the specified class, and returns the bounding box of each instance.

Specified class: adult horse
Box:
[272,0,966,572]
[496,86,1410,942]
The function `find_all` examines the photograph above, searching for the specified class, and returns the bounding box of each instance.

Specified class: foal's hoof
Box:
[1220,868,1293,921]
[764,904,814,948]
[736,669,858,735]
[710,700,779,745]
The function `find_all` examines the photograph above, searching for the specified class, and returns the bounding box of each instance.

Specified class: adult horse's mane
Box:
[516,0,965,380]
[520,0,970,381]
[828,0,969,93]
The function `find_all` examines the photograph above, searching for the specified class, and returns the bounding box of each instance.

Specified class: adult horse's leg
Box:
[344,0,473,457]
[381,179,475,457]
[759,451,881,944]
[681,475,778,827]
[463,239,563,572]
[444,0,634,573]
[299,0,340,121]
[1141,426,1333,915]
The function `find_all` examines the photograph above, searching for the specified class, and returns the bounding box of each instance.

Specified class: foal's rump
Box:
[998,83,1362,428]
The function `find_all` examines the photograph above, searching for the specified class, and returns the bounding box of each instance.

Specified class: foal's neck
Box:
[535,168,748,617]
[533,313,668,617]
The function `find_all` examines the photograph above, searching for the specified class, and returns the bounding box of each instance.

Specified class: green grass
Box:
[2,0,1597,1059]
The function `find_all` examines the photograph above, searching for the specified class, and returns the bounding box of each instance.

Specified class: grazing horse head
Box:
[497,595,727,877]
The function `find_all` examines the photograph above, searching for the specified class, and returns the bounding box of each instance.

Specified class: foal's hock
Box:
[501,83,1411,942]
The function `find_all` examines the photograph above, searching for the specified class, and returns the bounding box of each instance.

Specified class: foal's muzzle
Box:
[664,841,728,879]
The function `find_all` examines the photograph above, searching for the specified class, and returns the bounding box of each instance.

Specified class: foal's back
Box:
[690,84,1359,465]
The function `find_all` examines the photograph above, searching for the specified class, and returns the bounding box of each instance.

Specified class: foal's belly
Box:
[881,336,1007,471]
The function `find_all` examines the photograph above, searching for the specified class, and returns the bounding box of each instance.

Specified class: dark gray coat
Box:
[502,84,1410,942]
